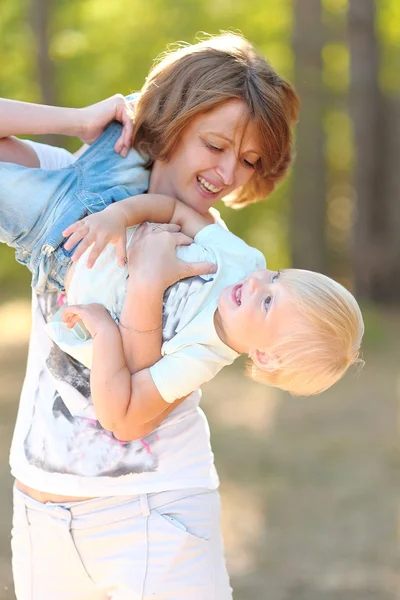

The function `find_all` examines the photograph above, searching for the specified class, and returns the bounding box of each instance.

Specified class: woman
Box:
[2,33,299,599]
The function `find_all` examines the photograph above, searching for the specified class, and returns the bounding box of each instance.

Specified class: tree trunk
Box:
[349,0,400,303]
[348,0,381,300]
[30,0,62,146]
[291,0,326,272]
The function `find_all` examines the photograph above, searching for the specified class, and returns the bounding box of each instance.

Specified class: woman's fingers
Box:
[179,260,217,279]
[153,223,181,233]
[114,98,134,157]
[171,232,194,246]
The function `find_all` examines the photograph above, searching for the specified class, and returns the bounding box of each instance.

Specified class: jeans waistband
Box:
[14,485,211,529]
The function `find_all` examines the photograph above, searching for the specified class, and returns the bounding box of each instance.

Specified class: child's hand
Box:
[62,303,114,338]
[128,222,217,290]
[62,205,128,268]
[78,94,134,157]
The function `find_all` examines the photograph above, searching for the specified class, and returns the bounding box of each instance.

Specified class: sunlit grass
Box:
[0,299,31,347]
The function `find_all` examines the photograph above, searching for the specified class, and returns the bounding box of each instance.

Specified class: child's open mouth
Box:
[232,284,242,306]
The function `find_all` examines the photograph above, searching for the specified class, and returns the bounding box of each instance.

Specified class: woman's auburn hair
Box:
[130,33,300,208]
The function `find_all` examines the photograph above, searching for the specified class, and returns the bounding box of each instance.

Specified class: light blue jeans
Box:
[12,484,232,599]
[0,120,149,293]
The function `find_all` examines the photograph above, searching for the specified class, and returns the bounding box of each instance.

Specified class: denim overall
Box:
[0,121,150,293]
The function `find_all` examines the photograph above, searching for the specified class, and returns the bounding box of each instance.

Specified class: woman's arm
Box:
[0,98,84,139]
[0,94,134,156]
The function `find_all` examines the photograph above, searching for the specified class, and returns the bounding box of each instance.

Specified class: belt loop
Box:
[140,494,150,517]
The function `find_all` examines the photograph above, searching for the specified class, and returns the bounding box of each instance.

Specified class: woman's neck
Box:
[148,160,171,196]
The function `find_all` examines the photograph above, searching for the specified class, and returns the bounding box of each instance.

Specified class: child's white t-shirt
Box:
[46,223,266,404]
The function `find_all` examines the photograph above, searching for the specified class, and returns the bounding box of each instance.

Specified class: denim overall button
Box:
[41,244,55,256]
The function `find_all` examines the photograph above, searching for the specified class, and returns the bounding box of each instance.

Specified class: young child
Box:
[45,191,364,442]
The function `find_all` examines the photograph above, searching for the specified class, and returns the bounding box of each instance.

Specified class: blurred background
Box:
[0,0,399,598]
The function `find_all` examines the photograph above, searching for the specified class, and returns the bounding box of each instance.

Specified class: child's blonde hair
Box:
[248,269,364,396]
[131,32,299,208]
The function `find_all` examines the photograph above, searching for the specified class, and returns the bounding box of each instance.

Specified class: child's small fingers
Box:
[116,238,127,267]
[64,232,82,251]
[66,316,80,328]
[65,230,88,251]
[62,311,79,327]
[62,222,81,237]
[71,237,93,263]
[86,243,105,268]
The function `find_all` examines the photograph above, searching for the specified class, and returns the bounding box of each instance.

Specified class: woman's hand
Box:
[128,222,217,290]
[62,303,114,338]
[77,94,134,157]
[62,205,129,268]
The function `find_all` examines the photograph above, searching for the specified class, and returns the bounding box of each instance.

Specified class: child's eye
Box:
[264,295,273,311]
[271,271,281,283]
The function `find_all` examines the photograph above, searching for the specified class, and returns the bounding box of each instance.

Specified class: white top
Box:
[9,140,219,496]
[46,222,266,403]
[24,139,76,170]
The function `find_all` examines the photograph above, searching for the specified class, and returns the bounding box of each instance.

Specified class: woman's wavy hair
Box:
[131,32,299,208]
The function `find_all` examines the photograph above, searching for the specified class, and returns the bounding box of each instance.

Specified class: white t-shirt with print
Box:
[10,140,220,496]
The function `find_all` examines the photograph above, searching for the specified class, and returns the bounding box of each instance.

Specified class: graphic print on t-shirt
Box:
[162,276,207,342]
[22,292,158,477]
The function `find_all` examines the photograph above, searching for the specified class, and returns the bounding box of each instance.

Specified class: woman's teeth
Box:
[197,176,223,194]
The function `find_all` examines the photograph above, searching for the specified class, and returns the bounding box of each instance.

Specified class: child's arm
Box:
[63,225,217,440]
[62,193,210,268]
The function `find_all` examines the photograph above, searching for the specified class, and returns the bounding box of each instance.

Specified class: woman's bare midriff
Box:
[16,480,95,503]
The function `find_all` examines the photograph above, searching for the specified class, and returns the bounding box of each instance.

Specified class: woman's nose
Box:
[216,154,236,186]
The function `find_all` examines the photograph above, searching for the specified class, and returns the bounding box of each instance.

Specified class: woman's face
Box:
[149,100,261,215]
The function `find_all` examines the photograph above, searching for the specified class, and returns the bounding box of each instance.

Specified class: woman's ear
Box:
[249,349,280,372]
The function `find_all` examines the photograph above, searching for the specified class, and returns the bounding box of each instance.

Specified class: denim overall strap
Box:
[39,121,150,259]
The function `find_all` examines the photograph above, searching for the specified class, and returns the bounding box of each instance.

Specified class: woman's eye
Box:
[206,141,222,152]
[243,159,256,169]
[264,295,272,311]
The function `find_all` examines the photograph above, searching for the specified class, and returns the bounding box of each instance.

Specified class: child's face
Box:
[216,270,298,354]
[149,99,261,215]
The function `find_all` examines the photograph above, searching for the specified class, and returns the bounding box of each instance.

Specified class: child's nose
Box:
[248,276,259,294]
